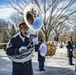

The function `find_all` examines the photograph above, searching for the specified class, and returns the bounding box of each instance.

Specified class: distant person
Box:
[37,37,47,71]
[66,37,74,65]
[54,34,59,47]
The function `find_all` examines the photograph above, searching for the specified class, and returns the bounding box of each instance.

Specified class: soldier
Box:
[54,34,59,47]
[6,22,34,75]
[38,36,47,71]
[67,37,74,65]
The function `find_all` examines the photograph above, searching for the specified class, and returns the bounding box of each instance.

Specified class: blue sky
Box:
[0,0,11,5]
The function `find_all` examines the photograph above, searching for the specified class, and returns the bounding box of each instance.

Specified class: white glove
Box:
[19,46,27,52]
[32,37,39,45]
[70,49,72,51]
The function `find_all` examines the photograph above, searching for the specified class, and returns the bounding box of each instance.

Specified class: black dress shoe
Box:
[42,69,45,71]
[70,64,74,65]
[39,69,42,71]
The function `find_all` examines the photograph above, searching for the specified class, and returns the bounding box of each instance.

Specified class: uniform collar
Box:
[19,33,25,42]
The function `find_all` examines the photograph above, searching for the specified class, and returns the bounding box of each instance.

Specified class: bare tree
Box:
[10,12,24,30]
[10,25,17,37]
[0,19,17,42]
[69,14,76,33]
[0,19,9,42]
[7,0,76,42]
[68,14,76,45]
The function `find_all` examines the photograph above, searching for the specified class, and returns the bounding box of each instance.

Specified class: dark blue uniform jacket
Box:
[67,41,73,57]
[6,33,33,75]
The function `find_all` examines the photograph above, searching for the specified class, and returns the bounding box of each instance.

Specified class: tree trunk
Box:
[45,34,48,42]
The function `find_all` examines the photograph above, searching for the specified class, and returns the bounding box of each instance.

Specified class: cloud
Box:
[0,7,16,19]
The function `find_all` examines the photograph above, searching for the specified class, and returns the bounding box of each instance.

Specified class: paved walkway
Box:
[0,47,76,75]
